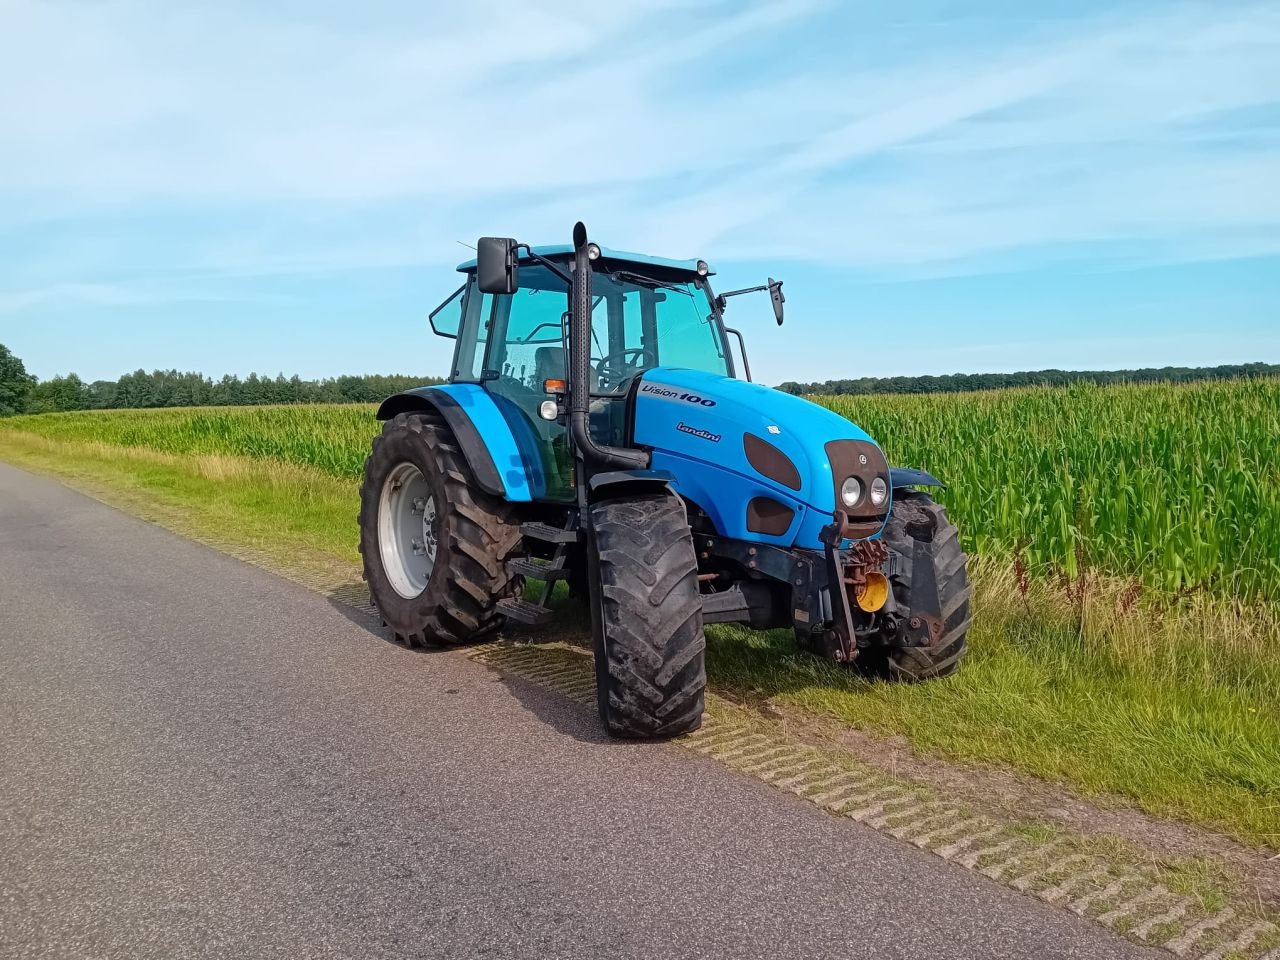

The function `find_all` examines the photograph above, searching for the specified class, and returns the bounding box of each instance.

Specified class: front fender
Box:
[376,385,534,502]
[587,468,675,503]
[889,467,944,490]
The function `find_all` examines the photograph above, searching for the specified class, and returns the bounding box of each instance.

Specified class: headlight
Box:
[870,476,888,507]
[840,476,862,508]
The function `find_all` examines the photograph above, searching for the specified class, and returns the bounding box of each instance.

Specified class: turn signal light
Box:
[544,379,567,394]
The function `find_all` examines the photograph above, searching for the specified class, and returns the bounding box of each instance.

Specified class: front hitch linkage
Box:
[819,510,860,663]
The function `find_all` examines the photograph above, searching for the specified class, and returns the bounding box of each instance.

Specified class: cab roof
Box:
[456,244,710,275]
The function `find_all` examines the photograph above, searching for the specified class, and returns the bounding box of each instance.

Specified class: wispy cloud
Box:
[0,0,1277,293]
[626,3,1280,270]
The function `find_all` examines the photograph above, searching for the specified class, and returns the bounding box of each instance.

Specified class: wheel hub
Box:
[378,462,436,599]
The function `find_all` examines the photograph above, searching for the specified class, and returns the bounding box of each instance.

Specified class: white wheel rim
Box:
[378,462,436,599]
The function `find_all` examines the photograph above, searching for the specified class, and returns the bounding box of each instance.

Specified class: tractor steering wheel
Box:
[594,348,649,388]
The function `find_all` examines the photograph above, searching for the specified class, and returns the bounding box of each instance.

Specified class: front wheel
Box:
[588,493,706,738]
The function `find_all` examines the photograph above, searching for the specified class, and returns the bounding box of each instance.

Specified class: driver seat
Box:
[534,347,565,388]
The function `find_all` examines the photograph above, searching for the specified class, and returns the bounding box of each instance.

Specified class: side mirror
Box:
[476,237,519,294]
[768,278,785,325]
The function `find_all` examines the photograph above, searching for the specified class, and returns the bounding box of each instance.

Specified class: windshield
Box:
[476,263,731,396]
[586,268,730,395]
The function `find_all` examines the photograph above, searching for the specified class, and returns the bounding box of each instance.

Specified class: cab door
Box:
[482,267,575,502]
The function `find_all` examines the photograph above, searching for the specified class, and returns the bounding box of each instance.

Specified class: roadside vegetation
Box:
[11,379,1277,600]
[1,377,1276,845]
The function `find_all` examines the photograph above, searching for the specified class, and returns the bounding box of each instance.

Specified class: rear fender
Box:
[376,385,534,502]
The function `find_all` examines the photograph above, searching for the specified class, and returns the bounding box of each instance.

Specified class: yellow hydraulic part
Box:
[855,571,890,612]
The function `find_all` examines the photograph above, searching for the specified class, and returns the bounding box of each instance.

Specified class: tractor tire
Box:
[358,411,522,647]
[879,491,972,681]
[587,493,706,738]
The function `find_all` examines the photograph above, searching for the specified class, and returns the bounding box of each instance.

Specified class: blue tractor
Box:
[359,223,970,738]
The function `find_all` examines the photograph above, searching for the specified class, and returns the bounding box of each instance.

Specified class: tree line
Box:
[777,363,1280,396]
[0,345,443,415]
[4,343,1277,416]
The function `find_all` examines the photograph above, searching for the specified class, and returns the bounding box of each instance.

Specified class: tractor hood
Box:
[632,368,891,548]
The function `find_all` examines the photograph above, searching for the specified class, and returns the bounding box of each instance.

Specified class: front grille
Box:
[825,439,890,524]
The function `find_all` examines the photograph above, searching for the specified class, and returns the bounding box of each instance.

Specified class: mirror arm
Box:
[516,244,574,287]
[715,284,769,311]
[713,279,784,325]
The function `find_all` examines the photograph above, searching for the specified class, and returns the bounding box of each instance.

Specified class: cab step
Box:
[520,521,580,545]
[496,597,554,627]
[508,557,569,581]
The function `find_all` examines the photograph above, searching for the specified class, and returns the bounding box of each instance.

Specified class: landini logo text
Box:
[676,422,721,443]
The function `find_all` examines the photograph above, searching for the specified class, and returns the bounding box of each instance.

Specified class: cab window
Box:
[450,281,491,382]
[485,266,570,392]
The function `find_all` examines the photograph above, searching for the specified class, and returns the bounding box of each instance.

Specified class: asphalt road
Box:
[0,463,1157,960]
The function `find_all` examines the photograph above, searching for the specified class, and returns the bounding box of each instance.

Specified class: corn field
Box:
[3,378,1276,601]
[815,379,1280,602]
[1,404,380,479]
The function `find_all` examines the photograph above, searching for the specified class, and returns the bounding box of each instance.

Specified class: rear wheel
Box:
[588,493,706,738]
[359,412,522,646]
[879,491,972,680]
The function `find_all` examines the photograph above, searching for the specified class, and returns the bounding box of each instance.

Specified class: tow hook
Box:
[819,511,891,663]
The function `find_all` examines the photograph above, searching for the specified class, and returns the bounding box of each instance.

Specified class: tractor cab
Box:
[430,246,747,501]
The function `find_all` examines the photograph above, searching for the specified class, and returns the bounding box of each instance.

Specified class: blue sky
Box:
[1,0,1278,386]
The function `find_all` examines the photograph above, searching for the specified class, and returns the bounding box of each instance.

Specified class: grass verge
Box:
[0,432,359,588]
[703,566,1280,846]
[2,429,1277,847]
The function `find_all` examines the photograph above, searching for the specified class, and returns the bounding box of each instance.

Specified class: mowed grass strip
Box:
[2,380,1278,845]
[0,432,360,587]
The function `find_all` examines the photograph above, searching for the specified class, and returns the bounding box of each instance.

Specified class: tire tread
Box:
[590,494,706,738]
[881,492,971,681]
